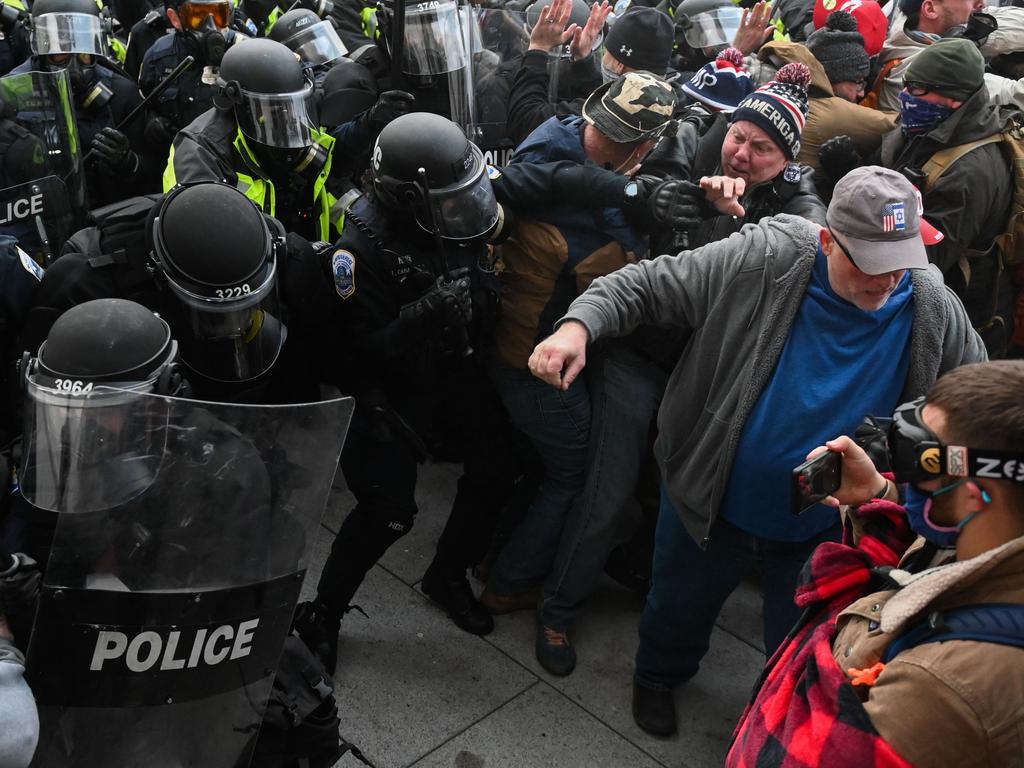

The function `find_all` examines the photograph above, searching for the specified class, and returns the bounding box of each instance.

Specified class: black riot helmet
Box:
[674,0,742,56]
[30,0,109,57]
[268,8,347,69]
[20,299,186,513]
[371,111,498,241]
[318,57,378,128]
[215,38,318,149]
[150,183,286,384]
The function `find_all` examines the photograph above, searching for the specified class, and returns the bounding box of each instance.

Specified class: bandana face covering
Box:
[899,90,955,137]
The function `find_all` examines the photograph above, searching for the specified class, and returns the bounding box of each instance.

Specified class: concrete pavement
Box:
[306,461,767,768]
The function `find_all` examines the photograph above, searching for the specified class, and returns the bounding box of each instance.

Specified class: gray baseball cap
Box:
[825,166,940,275]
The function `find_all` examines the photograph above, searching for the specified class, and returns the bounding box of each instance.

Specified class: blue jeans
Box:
[488,364,591,596]
[634,488,840,689]
[540,343,667,629]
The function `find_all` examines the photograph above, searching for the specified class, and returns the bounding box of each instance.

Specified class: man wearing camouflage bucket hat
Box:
[479,71,687,674]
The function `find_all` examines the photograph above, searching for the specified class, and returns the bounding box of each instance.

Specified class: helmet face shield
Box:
[32,13,108,57]
[403,0,469,76]
[159,259,285,383]
[415,145,498,240]
[284,20,347,67]
[178,0,232,30]
[20,376,171,514]
[682,7,743,50]
[235,84,317,148]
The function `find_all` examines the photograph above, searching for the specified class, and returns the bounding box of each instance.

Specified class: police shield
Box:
[23,391,354,768]
[464,7,530,166]
[0,68,88,265]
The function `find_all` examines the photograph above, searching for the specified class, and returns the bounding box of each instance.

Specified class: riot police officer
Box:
[0,0,31,77]
[138,0,243,158]
[23,183,327,404]
[268,7,348,88]
[11,0,161,207]
[294,111,504,670]
[164,38,413,242]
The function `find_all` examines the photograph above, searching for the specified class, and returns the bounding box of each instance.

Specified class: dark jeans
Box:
[634,488,841,689]
[488,364,591,596]
[540,343,667,629]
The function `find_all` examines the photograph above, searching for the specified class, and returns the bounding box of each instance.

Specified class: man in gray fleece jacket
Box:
[528,167,986,737]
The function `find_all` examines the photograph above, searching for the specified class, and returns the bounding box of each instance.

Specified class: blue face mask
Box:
[903,481,982,548]
[899,91,955,137]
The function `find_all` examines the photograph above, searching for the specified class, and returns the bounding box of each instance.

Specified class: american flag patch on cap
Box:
[882,202,906,232]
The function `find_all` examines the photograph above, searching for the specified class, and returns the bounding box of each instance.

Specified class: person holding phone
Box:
[527,166,985,737]
[729,361,1024,768]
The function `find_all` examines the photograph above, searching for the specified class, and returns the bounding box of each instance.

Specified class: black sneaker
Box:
[632,678,677,737]
[293,600,341,673]
[421,565,494,636]
[535,623,576,676]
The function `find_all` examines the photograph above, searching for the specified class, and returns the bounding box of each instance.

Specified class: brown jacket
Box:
[756,41,897,172]
[832,536,1024,767]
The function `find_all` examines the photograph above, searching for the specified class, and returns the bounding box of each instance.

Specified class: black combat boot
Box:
[420,561,494,636]
[293,600,342,673]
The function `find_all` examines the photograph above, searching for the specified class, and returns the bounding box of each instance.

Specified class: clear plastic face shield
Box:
[414,144,498,240]
[159,260,285,383]
[31,12,109,58]
[20,363,172,514]
[682,7,743,52]
[283,19,348,68]
[403,0,469,77]
[234,82,318,148]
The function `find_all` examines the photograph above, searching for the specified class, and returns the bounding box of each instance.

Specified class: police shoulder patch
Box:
[17,246,43,281]
[782,163,802,184]
[332,248,356,300]
[486,164,502,181]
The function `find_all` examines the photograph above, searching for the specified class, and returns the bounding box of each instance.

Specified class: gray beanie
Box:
[806,10,870,84]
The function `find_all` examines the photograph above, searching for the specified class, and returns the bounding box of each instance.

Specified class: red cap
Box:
[813,0,888,57]
[914,188,944,246]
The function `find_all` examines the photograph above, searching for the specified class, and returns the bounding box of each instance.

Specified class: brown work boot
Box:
[479,585,541,615]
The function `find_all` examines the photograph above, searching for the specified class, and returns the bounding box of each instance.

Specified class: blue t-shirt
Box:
[720,246,914,541]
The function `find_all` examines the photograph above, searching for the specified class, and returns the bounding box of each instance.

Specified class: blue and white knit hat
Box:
[730,62,811,159]
[680,47,754,113]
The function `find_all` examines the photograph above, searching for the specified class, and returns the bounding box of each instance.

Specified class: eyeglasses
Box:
[903,81,931,97]
[828,228,861,271]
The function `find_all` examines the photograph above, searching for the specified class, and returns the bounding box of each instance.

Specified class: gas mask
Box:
[177,1,231,66]
[46,54,112,110]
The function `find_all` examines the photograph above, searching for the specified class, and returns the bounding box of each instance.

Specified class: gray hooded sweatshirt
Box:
[0,636,38,768]
[561,214,987,545]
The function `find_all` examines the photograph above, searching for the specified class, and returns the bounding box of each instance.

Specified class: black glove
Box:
[648,179,707,232]
[399,267,473,329]
[91,126,139,173]
[0,117,48,184]
[144,114,177,148]
[0,553,40,616]
[367,90,415,132]
[818,135,864,184]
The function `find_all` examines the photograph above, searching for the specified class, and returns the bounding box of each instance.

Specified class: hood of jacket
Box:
[758,40,834,98]
[511,115,588,165]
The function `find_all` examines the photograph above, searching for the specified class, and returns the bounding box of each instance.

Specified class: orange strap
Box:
[861,59,902,111]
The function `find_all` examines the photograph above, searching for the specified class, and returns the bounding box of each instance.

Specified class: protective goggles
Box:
[887,397,1024,485]
[178,0,231,30]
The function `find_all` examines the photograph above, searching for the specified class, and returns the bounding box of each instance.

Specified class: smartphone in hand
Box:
[791,451,842,516]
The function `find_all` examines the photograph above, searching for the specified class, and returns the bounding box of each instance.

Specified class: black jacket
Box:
[880,86,1013,346]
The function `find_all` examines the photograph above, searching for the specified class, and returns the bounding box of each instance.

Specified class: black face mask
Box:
[947,11,998,45]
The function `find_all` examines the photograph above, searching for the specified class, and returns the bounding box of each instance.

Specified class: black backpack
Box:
[251,634,375,768]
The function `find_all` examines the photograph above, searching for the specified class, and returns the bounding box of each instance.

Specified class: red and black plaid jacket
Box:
[727,498,917,768]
